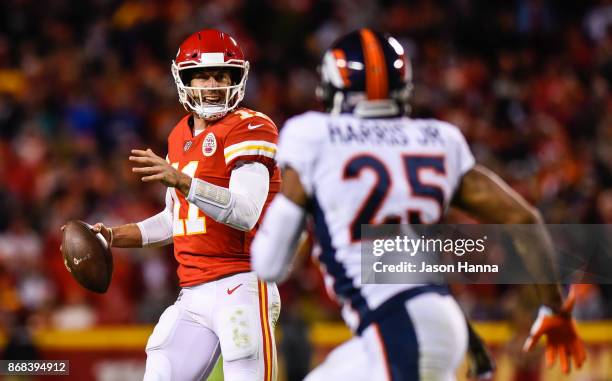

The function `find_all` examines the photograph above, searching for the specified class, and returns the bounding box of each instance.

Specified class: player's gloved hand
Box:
[523,287,586,374]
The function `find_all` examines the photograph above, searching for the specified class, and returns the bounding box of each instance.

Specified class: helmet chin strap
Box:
[194,105,228,121]
[191,86,241,120]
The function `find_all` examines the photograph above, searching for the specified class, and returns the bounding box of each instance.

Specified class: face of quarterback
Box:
[189,68,233,107]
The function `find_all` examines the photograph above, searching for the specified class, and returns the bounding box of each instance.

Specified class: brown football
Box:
[61,220,113,293]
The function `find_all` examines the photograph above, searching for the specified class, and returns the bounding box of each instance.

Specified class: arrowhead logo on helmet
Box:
[171,29,250,121]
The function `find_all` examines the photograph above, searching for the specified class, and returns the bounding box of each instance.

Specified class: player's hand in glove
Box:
[523,287,586,374]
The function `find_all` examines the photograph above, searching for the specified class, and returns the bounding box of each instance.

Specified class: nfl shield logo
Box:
[202,132,217,157]
[183,141,193,152]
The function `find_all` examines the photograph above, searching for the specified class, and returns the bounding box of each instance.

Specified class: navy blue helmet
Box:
[317,29,412,117]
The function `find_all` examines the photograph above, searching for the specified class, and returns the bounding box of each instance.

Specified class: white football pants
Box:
[143,272,280,381]
[305,292,467,381]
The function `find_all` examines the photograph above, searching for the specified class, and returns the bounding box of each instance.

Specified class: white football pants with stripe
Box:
[305,292,467,381]
[143,272,280,381]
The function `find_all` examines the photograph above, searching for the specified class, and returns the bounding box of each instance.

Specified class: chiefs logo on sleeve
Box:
[223,109,279,171]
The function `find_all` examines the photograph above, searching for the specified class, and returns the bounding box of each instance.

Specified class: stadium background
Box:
[0,0,610,379]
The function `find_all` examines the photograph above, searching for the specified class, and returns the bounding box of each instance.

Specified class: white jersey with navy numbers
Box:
[276,111,475,331]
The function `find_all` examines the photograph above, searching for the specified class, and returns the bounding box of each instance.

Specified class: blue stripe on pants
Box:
[376,305,419,381]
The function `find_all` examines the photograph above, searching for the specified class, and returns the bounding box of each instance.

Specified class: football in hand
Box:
[61,220,113,293]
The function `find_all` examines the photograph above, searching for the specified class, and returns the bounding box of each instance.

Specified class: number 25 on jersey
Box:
[344,154,446,241]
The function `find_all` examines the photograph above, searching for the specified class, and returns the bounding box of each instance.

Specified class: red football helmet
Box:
[171,29,249,120]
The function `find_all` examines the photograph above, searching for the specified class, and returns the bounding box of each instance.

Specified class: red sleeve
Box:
[223,115,278,172]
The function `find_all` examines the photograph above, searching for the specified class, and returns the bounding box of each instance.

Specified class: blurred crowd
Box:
[0,0,611,344]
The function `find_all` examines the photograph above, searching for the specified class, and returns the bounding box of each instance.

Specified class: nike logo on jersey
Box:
[247,123,264,130]
[227,284,243,295]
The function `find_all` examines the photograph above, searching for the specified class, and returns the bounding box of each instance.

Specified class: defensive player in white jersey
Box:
[251,29,585,380]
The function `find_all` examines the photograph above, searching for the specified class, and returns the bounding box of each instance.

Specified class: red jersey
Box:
[166,108,281,286]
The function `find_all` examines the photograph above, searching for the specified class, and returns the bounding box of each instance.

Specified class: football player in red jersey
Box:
[89,29,281,381]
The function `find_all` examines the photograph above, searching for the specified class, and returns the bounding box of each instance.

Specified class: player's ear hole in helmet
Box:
[316,28,413,118]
